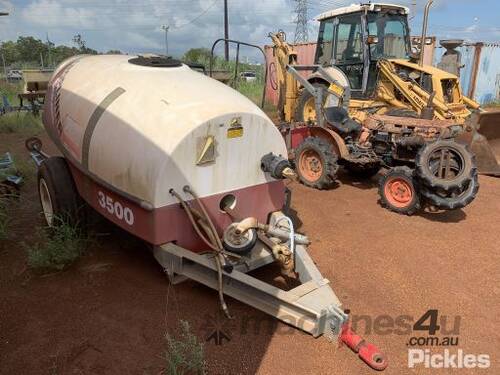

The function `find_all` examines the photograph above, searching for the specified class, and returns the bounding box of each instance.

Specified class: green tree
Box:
[183,48,212,64]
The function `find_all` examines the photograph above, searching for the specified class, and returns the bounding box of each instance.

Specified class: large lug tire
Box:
[295,137,339,189]
[37,157,81,227]
[379,166,421,215]
[294,83,327,123]
[416,140,476,192]
[344,162,382,179]
[421,172,479,210]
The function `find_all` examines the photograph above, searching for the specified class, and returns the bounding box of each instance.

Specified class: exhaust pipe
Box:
[419,0,434,67]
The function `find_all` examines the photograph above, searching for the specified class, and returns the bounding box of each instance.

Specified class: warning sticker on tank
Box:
[227,127,243,138]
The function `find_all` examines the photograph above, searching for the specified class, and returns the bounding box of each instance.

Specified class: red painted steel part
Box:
[383,177,413,208]
[68,163,285,250]
[340,324,388,371]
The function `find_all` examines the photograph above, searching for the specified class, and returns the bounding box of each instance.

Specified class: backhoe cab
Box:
[315,3,411,98]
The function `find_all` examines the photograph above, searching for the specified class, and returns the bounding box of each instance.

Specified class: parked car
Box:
[240,71,256,82]
[7,69,23,80]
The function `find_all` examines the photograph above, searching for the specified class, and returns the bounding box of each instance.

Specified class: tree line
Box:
[0,35,122,69]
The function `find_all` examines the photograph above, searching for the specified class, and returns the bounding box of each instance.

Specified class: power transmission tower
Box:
[293,0,308,44]
[161,25,170,56]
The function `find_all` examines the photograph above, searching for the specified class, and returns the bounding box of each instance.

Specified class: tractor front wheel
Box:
[295,137,338,190]
[379,166,421,215]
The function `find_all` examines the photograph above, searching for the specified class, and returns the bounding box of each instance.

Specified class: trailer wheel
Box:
[416,140,476,192]
[379,166,421,215]
[294,83,327,123]
[37,157,81,227]
[295,137,338,189]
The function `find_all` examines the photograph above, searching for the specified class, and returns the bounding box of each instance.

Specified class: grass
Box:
[0,112,43,135]
[26,218,87,271]
[0,80,22,107]
[163,320,206,375]
[14,154,36,183]
[237,80,265,105]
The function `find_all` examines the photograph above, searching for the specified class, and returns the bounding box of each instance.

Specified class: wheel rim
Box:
[384,177,413,208]
[299,149,323,182]
[302,97,317,122]
[39,178,54,226]
[428,147,465,180]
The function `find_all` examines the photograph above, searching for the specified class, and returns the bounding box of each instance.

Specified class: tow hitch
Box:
[340,323,388,371]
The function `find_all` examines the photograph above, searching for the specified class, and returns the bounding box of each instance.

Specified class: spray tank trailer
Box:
[27,54,387,371]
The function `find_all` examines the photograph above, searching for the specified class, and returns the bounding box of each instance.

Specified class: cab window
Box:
[334,14,363,63]
[316,18,335,66]
[367,12,410,59]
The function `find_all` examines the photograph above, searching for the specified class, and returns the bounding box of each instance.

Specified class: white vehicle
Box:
[6,69,23,80]
[239,71,256,82]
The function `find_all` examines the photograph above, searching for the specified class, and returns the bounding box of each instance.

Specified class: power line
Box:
[294,0,309,43]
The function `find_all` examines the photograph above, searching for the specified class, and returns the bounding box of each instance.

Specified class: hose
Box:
[275,215,295,272]
[275,216,295,255]
[183,186,225,250]
[170,187,232,319]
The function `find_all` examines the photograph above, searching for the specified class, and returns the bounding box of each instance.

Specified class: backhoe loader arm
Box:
[269,31,300,122]
[377,60,452,120]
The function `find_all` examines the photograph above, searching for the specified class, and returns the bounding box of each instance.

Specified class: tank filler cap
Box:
[128,55,182,68]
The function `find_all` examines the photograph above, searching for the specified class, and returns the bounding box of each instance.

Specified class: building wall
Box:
[434,43,500,104]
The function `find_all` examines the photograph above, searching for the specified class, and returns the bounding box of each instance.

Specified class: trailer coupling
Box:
[340,323,388,371]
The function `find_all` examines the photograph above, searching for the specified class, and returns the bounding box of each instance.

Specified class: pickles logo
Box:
[408,349,490,369]
[406,310,490,369]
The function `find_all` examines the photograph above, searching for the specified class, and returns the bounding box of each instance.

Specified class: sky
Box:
[0,0,499,61]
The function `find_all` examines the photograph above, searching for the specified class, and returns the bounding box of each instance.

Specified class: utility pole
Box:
[1,12,8,81]
[46,32,52,68]
[293,0,308,44]
[162,25,170,56]
[224,0,229,61]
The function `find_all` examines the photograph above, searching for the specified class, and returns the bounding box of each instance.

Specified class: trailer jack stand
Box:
[340,324,388,371]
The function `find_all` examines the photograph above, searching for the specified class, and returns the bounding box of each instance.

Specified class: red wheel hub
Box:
[384,177,413,208]
[298,149,323,182]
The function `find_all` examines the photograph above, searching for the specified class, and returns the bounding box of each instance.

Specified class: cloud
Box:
[0,0,498,61]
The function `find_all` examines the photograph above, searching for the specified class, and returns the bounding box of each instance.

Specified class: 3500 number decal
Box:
[97,191,134,225]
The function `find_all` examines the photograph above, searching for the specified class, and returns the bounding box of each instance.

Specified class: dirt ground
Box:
[1,131,499,375]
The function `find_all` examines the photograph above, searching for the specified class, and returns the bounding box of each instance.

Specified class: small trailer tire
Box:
[37,157,81,227]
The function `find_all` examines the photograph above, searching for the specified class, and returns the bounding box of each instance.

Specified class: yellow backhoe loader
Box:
[269,2,499,214]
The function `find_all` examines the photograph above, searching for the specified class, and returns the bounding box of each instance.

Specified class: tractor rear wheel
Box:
[37,157,81,227]
[294,83,327,123]
[416,140,476,192]
[295,137,338,189]
[379,166,421,215]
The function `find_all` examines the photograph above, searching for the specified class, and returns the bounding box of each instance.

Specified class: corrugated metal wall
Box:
[434,43,500,104]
